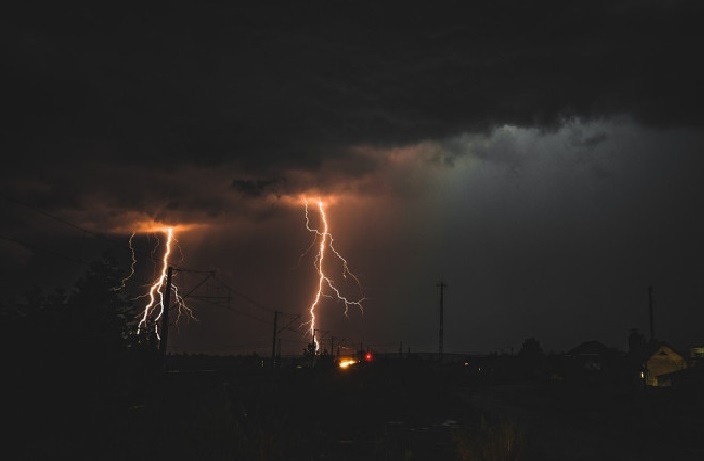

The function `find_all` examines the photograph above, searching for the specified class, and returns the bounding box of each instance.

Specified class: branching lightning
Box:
[113,225,195,339]
[112,232,136,291]
[303,198,364,350]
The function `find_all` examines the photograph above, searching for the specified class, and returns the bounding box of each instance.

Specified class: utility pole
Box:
[648,284,655,342]
[331,336,335,357]
[271,311,279,369]
[437,281,448,361]
[159,266,173,370]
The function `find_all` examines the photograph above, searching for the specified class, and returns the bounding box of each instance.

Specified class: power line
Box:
[1,194,192,267]
[210,272,299,318]
[190,294,272,325]
[2,195,100,237]
[2,195,312,340]
[1,235,90,266]
[1,194,127,252]
[181,271,302,331]
[192,293,303,339]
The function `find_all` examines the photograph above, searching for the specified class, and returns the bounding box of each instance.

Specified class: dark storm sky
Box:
[2,0,704,355]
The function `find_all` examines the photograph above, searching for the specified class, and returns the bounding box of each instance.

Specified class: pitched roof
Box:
[633,339,685,363]
[567,340,621,357]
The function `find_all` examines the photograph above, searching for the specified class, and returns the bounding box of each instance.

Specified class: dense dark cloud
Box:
[231,177,285,197]
[4,0,702,178]
[3,1,704,355]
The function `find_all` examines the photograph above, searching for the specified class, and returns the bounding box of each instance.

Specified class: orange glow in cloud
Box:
[110,219,204,236]
[276,193,346,208]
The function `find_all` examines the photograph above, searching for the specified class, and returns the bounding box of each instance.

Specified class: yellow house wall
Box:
[646,346,687,386]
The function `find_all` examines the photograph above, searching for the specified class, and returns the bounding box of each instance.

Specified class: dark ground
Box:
[462,380,704,461]
[10,357,704,460]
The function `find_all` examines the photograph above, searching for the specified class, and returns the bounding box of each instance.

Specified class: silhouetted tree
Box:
[303,341,317,367]
[628,328,646,358]
[517,337,545,378]
[2,251,159,457]
[6,252,162,394]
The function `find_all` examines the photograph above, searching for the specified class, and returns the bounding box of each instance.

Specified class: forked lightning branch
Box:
[303,198,365,351]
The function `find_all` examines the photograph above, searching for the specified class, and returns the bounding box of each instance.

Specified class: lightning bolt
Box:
[303,198,364,351]
[112,232,136,291]
[129,227,194,339]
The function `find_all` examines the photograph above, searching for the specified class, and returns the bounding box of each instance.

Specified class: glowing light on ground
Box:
[303,198,365,351]
[338,358,359,369]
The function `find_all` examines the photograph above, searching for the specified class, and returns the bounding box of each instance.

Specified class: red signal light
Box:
[364,352,373,362]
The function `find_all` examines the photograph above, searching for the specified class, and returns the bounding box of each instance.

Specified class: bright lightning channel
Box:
[304,198,364,351]
[112,232,136,291]
[130,227,194,339]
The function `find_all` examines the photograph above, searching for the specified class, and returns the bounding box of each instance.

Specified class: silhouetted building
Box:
[688,346,704,367]
[639,340,687,387]
[564,340,627,389]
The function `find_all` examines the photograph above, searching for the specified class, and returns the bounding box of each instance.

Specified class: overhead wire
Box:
[2,194,326,349]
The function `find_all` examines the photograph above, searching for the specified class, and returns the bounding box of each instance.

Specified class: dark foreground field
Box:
[12,358,503,460]
[11,357,704,460]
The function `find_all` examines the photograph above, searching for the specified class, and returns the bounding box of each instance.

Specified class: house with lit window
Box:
[654,346,704,390]
[640,341,688,387]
